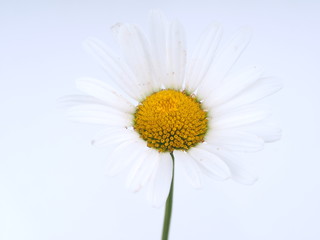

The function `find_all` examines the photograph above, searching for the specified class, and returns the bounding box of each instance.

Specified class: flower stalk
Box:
[161,152,175,240]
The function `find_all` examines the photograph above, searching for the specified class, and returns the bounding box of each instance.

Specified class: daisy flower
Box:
[65,10,281,210]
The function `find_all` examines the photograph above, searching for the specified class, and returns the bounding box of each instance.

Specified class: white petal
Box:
[216,77,282,111]
[198,28,252,98]
[164,20,186,89]
[210,148,258,185]
[188,146,231,180]
[237,123,281,143]
[58,95,104,108]
[126,148,160,192]
[105,139,146,176]
[114,24,159,93]
[91,127,138,147]
[174,150,202,188]
[185,23,223,92]
[213,105,271,129]
[67,104,132,126]
[205,65,264,107]
[76,77,135,113]
[147,153,173,208]
[148,10,168,85]
[205,130,264,152]
[83,38,141,101]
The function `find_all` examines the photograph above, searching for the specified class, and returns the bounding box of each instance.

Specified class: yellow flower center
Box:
[133,89,208,152]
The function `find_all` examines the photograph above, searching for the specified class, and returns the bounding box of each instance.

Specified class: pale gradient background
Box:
[1,0,320,239]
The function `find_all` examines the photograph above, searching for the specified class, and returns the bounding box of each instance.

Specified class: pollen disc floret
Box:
[134,89,208,152]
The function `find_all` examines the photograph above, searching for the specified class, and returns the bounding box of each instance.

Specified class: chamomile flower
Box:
[65,10,281,207]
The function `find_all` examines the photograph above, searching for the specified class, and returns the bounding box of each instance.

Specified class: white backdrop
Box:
[1,0,320,239]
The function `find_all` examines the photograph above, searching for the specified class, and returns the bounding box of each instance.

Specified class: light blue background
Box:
[1,0,319,239]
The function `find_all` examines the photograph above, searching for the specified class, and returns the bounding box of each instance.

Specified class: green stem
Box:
[161,152,175,240]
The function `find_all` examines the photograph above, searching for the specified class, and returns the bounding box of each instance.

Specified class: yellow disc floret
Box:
[134,89,208,152]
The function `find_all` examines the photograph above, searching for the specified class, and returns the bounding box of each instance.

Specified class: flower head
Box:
[134,89,208,152]
[65,10,281,207]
